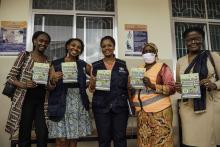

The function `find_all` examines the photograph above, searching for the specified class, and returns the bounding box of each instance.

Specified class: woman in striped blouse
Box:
[5,31,51,147]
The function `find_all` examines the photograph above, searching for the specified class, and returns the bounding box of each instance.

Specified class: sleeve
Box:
[7,52,26,82]
[211,52,220,90]
[155,64,176,95]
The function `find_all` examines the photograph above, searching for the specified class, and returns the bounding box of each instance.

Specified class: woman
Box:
[176,27,220,147]
[47,38,92,147]
[89,36,129,147]
[5,31,51,147]
[131,42,176,147]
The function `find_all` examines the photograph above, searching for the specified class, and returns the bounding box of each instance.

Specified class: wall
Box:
[117,1,180,147]
[0,0,30,146]
[0,0,179,146]
[117,0,174,61]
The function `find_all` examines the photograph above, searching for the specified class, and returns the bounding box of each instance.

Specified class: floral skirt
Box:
[48,88,92,139]
[137,106,173,147]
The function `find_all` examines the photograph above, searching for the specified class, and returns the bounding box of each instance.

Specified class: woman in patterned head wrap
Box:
[131,42,176,147]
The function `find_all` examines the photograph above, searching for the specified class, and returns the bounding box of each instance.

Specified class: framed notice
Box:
[125,24,148,56]
[0,21,27,55]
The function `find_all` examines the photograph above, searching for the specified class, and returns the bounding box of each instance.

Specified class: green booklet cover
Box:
[32,62,50,84]
[61,62,77,83]
[130,68,145,89]
[180,73,201,99]
[96,70,111,91]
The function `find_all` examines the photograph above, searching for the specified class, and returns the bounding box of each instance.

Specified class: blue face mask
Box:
[142,53,156,64]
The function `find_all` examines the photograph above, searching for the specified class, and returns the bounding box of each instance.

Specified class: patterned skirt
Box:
[48,88,92,139]
[137,106,173,147]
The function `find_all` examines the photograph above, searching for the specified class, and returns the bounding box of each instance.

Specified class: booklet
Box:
[32,62,50,84]
[62,62,78,83]
[95,70,111,91]
[130,68,145,89]
[180,73,201,99]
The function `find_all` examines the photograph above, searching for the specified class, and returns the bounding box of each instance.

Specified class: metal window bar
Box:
[171,0,220,60]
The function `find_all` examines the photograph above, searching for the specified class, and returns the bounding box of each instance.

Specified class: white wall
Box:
[0,0,30,146]
[117,0,173,59]
[117,1,180,147]
[0,0,179,147]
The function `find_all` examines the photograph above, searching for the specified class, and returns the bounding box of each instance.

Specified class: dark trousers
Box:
[94,110,128,147]
[18,95,48,147]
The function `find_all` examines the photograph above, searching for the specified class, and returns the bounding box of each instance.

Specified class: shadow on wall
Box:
[0,57,16,147]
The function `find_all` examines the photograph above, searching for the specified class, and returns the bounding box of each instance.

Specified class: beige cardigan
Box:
[176,52,220,146]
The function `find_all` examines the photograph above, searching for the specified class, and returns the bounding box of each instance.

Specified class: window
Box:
[34,14,73,60]
[76,16,113,63]
[32,0,115,62]
[75,0,114,11]
[171,0,220,59]
[33,0,73,10]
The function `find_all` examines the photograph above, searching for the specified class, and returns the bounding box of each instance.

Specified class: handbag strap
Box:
[207,52,219,81]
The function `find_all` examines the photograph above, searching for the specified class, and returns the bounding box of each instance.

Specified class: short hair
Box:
[100,36,115,47]
[32,31,51,44]
[65,38,84,55]
[182,27,205,39]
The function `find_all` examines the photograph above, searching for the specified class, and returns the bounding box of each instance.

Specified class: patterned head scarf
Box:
[142,42,158,55]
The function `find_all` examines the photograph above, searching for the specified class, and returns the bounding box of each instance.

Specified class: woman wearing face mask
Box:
[47,38,92,147]
[131,42,176,147]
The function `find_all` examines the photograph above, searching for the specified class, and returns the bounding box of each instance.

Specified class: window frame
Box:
[28,0,118,61]
[170,0,220,76]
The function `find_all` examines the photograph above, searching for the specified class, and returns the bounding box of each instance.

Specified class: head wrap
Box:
[143,42,158,54]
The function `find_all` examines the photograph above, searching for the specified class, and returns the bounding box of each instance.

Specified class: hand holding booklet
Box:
[32,62,50,84]
[130,68,145,89]
[62,62,78,83]
[180,73,201,99]
[95,70,111,91]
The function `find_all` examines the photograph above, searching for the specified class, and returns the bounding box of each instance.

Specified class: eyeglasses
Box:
[185,37,202,43]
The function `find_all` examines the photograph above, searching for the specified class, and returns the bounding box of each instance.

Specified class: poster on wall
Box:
[0,21,27,55]
[125,24,147,56]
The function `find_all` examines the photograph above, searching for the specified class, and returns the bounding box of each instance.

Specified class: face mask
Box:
[142,53,156,64]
